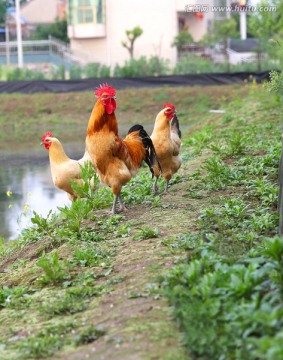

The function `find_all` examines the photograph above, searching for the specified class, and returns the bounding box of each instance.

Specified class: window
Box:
[96,0,103,24]
[69,0,105,25]
[76,0,93,24]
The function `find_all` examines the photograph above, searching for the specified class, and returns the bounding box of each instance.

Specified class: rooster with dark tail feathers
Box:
[86,84,161,214]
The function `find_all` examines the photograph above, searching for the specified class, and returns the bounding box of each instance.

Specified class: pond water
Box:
[0,141,86,240]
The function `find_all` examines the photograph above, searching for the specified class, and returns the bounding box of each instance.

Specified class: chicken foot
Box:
[118,195,127,211]
[162,181,169,194]
[152,177,170,195]
[111,194,128,214]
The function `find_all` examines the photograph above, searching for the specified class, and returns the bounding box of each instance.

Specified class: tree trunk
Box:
[224,38,230,73]
[257,37,262,72]
[129,39,134,59]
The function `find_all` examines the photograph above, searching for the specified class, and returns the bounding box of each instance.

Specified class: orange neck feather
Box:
[87,99,118,135]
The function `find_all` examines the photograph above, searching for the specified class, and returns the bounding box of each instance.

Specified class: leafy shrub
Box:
[173,56,224,74]
[36,251,71,286]
[161,237,283,359]
[7,68,25,81]
[113,56,169,77]
[84,63,100,78]
[25,69,46,80]
[73,246,112,267]
[51,64,65,80]
[69,65,83,79]
[30,210,55,234]
[114,57,149,77]
[70,161,98,200]
[148,56,170,76]
[31,18,69,43]
[6,68,45,81]
[99,64,111,78]
[133,226,159,240]
[265,70,283,96]
[58,198,93,233]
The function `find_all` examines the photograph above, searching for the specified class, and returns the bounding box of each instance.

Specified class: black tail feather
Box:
[128,124,162,177]
[171,113,181,138]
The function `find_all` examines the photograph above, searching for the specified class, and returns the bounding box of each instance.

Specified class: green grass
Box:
[0,84,248,150]
[0,83,282,359]
[158,83,283,359]
[161,237,283,360]
[74,326,106,346]
[133,226,159,241]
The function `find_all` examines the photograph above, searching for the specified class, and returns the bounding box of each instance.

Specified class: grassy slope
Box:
[0,83,281,359]
[0,85,248,150]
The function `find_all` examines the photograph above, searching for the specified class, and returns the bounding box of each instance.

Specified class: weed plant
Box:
[160,83,283,359]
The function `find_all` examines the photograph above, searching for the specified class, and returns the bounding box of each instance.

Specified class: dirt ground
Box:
[0,156,210,360]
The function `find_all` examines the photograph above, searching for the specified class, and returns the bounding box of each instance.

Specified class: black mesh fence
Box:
[0,71,271,93]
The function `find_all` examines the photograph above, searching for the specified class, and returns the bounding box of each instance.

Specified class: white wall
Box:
[105,0,178,66]
[71,37,108,64]
[21,0,58,24]
[70,0,179,66]
[229,51,256,65]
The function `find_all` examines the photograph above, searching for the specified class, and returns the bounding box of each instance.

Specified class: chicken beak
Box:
[40,142,43,146]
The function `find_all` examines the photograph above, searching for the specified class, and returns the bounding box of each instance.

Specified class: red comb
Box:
[42,132,53,142]
[95,83,116,98]
[164,103,175,111]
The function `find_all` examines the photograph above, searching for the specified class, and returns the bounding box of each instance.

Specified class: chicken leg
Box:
[111,194,128,214]
[152,177,159,194]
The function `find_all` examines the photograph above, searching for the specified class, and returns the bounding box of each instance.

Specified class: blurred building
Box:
[67,0,214,66]
[5,7,28,40]
[21,0,66,34]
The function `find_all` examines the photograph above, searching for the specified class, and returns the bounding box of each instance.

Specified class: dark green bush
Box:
[113,56,170,78]
[99,64,111,78]
[51,64,66,80]
[162,237,283,360]
[7,67,46,80]
[173,56,223,74]
[84,63,100,78]
[69,65,83,79]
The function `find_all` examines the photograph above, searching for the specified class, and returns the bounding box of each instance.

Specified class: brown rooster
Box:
[151,103,182,193]
[85,84,161,214]
[41,132,94,201]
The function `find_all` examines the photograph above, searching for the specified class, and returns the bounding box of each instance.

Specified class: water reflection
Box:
[0,141,89,240]
[0,161,70,240]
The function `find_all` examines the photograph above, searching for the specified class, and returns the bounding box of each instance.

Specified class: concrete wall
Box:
[229,51,256,65]
[21,0,58,24]
[71,37,108,64]
[106,0,178,66]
